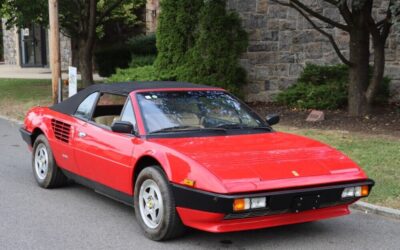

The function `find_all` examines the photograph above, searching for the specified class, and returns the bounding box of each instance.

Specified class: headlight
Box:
[233,197,267,211]
[342,185,369,199]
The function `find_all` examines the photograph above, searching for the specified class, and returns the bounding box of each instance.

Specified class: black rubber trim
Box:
[172,179,375,214]
[19,127,32,146]
[146,129,271,139]
[62,169,134,207]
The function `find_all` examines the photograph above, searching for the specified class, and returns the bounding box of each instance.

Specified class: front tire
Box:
[134,166,185,241]
[32,134,67,188]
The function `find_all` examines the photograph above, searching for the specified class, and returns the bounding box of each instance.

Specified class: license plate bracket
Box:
[291,195,320,213]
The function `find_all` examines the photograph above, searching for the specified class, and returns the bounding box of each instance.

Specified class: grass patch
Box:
[0,79,52,120]
[278,126,400,209]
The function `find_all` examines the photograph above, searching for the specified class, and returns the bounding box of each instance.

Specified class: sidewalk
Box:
[0,64,104,81]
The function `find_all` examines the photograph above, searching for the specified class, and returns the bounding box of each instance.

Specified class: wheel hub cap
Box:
[139,179,164,229]
[34,144,49,180]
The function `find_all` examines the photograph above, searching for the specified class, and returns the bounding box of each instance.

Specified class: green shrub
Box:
[109,0,248,95]
[127,34,157,56]
[277,64,391,110]
[174,0,248,94]
[153,0,247,95]
[277,81,348,110]
[298,64,349,85]
[154,0,203,70]
[95,45,132,77]
[129,55,156,68]
[107,65,176,82]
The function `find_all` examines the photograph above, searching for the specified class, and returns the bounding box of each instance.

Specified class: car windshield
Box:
[136,91,268,134]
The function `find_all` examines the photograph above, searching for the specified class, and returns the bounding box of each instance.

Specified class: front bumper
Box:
[19,127,32,146]
[172,179,374,232]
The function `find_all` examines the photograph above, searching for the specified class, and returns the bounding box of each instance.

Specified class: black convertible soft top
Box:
[50,81,215,115]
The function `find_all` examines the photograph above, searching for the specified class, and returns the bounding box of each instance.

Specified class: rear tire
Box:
[32,134,68,188]
[134,166,185,241]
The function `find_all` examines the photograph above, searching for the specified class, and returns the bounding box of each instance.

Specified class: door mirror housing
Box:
[266,114,280,126]
[111,121,134,134]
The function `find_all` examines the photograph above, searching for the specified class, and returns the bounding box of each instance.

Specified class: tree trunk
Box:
[78,0,97,87]
[71,37,80,69]
[78,40,94,87]
[366,42,385,104]
[348,8,371,116]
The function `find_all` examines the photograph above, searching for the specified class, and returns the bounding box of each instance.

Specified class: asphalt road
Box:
[0,117,399,250]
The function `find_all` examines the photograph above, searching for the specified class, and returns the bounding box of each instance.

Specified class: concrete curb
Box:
[350,201,400,220]
[0,115,23,125]
[1,115,399,221]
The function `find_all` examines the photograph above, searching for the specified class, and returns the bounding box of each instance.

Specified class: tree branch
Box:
[337,0,353,26]
[381,0,394,40]
[96,0,125,27]
[290,0,350,31]
[291,2,352,66]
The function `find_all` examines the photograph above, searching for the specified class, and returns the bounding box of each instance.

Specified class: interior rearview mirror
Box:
[266,114,280,126]
[111,121,134,134]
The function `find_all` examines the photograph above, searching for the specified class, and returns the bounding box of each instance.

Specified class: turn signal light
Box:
[233,198,250,211]
[183,179,195,187]
[361,185,369,196]
[233,197,267,211]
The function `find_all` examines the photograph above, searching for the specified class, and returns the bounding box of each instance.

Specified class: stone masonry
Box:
[226,0,400,102]
[146,0,160,34]
[2,19,71,70]
[2,20,19,65]
[146,0,400,102]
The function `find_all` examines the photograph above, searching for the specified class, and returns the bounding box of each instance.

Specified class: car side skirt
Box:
[62,169,134,207]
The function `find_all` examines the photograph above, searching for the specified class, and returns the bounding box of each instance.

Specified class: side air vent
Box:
[51,119,71,143]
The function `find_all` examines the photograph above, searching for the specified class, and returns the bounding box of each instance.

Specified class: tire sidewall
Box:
[134,166,175,240]
[32,135,56,188]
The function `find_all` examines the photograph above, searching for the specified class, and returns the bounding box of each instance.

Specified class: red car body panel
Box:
[149,133,367,194]
[21,85,373,233]
[176,205,350,233]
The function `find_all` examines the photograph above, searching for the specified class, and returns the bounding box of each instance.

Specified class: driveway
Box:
[0,118,398,250]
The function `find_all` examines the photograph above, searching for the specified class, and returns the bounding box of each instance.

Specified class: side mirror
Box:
[266,114,280,126]
[111,121,134,134]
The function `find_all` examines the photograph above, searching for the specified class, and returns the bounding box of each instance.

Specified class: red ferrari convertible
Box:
[20,82,374,240]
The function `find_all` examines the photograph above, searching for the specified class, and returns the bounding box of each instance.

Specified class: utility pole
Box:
[48,0,61,104]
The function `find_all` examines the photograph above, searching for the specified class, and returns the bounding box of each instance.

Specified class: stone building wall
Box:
[59,33,72,70]
[227,0,400,102]
[2,19,19,65]
[145,0,400,102]
[1,19,71,70]
[146,0,160,33]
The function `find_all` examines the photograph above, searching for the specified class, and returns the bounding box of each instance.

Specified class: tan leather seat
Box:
[94,116,120,127]
[177,112,200,127]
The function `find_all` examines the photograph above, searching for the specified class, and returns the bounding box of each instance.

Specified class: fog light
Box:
[341,187,355,198]
[354,186,362,197]
[251,197,267,209]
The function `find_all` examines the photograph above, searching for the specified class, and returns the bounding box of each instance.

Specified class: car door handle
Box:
[78,132,87,138]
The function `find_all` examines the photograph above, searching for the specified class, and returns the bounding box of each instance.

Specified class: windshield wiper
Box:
[216,124,272,131]
[150,126,226,134]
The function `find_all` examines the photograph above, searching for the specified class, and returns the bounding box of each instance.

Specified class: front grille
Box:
[224,209,289,220]
[51,119,71,143]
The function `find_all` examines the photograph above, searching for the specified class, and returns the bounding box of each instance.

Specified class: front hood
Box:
[150,132,367,193]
